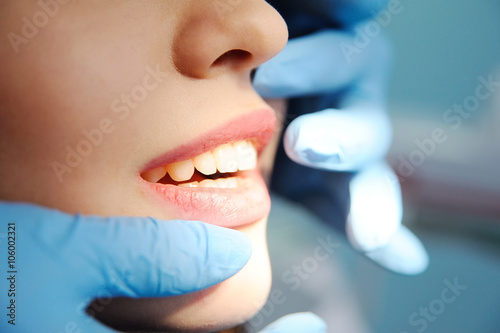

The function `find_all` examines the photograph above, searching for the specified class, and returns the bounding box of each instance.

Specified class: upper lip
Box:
[140,108,277,173]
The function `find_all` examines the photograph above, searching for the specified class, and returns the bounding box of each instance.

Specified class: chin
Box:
[91,217,272,333]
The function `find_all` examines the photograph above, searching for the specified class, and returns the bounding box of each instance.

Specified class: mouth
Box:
[139,109,276,228]
[142,139,257,188]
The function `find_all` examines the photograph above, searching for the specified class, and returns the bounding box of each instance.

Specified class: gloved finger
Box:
[257,29,392,170]
[365,225,429,275]
[258,312,327,333]
[253,29,390,101]
[346,162,402,251]
[2,202,251,298]
[283,108,392,171]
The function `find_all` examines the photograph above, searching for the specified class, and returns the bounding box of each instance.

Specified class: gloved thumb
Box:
[2,202,252,298]
[1,202,253,332]
[73,216,253,297]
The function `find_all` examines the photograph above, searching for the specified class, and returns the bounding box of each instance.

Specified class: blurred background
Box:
[387,0,500,219]
[252,1,500,332]
[380,0,500,331]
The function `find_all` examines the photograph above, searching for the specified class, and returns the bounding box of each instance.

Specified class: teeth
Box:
[178,182,199,188]
[145,140,257,185]
[199,179,220,188]
[166,159,195,182]
[234,141,257,170]
[192,151,217,175]
[215,177,238,189]
[177,177,239,189]
[142,166,167,183]
[213,144,238,173]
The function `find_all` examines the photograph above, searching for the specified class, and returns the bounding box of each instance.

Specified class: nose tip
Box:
[172,0,288,79]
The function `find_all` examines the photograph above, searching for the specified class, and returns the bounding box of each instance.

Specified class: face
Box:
[0,1,288,331]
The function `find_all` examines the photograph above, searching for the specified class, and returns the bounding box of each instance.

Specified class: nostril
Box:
[212,49,252,68]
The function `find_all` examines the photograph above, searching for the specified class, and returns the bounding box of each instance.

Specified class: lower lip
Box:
[140,169,271,228]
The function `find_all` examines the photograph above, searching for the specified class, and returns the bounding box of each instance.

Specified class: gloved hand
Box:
[0,202,251,332]
[254,0,428,274]
[259,312,327,333]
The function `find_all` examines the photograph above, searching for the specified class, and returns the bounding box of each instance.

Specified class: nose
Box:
[172,0,288,79]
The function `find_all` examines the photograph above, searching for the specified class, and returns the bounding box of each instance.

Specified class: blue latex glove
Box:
[0,202,251,332]
[255,1,428,274]
[259,312,327,333]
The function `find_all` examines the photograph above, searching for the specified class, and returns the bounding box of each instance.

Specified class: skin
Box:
[0,1,288,332]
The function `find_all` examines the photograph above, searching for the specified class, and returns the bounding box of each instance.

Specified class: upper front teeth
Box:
[193,151,217,175]
[143,140,257,183]
[213,144,238,173]
[234,141,257,170]
[166,159,195,182]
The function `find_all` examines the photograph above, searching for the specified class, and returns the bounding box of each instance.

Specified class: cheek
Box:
[0,20,170,204]
[0,2,167,170]
[90,219,272,332]
[0,66,119,204]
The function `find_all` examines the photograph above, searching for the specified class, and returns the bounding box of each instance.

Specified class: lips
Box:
[139,108,276,228]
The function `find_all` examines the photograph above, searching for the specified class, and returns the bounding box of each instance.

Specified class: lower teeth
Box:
[178,177,238,189]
